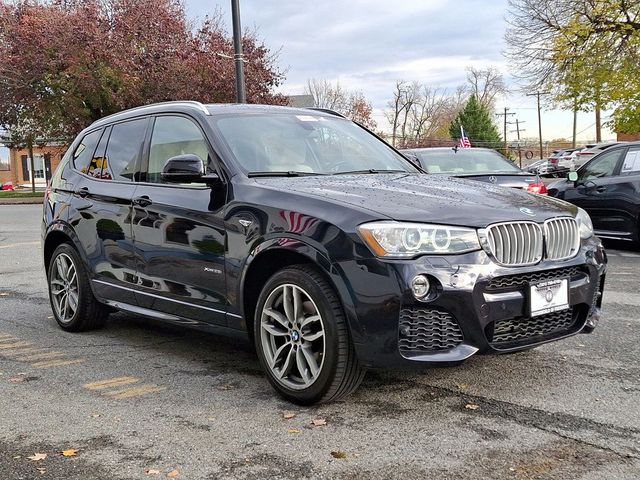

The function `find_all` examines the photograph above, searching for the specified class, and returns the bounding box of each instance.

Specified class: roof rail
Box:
[151,101,211,116]
[97,101,211,124]
[306,107,346,118]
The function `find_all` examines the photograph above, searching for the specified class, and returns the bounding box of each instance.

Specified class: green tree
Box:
[449,96,502,149]
[506,0,640,138]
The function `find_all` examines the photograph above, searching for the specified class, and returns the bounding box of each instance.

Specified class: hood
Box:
[254,173,576,228]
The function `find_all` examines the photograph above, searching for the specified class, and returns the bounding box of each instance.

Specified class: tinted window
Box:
[73,129,101,174]
[102,118,147,181]
[621,148,640,175]
[580,149,624,180]
[148,116,209,183]
[412,149,520,174]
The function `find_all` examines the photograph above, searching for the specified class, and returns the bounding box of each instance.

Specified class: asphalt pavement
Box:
[1,204,639,479]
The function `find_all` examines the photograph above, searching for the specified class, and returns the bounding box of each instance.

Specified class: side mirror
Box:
[161,154,213,183]
[567,171,578,183]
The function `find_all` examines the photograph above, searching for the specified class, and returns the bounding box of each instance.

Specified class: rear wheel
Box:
[254,265,365,404]
[47,243,108,331]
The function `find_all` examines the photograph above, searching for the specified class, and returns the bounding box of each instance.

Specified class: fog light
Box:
[411,275,430,300]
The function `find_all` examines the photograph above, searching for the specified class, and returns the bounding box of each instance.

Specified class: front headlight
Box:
[357,221,481,258]
[575,207,594,239]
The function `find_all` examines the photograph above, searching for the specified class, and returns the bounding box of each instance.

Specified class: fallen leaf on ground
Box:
[311,418,327,427]
[0,292,9,296]
[167,470,179,478]
[144,468,161,475]
[37,467,46,475]
[90,413,100,418]
[61,449,79,457]
[330,451,347,459]
[282,411,296,419]
[465,403,480,410]
[27,453,47,461]
[288,428,300,434]
[457,383,469,391]
[9,375,26,384]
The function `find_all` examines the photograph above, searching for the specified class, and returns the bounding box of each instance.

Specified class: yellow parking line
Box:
[84,377,139,390]
[102,384,166,399]
[2,348,47,358]
[31,358,85,369]
[16,351,67,362]
[0,341,32,350]
[0,337,19,343]
[0,241,40,250]
[0,334,16,340]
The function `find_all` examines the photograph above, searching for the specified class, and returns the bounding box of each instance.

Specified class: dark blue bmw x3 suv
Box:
[42,101,607,404]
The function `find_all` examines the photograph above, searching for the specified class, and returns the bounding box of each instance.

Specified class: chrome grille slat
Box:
[483,217,579,266]
[484,221,542,266]
[545,217,579,261]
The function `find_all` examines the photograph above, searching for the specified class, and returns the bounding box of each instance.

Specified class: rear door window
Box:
[102,118,148,181]
[620,148,640,176]
[72,129,102,174]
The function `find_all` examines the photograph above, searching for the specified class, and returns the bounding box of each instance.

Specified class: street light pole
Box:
[231,0,246,103]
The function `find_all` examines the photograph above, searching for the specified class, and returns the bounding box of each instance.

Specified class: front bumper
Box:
[341,236,606,368]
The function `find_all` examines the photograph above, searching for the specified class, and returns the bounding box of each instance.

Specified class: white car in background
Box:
[574,142,625,168]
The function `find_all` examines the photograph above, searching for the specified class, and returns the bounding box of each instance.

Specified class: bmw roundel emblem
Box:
[520,207,536,216]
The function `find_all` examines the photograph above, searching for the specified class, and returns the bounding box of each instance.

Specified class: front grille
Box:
[490,308,575,345]
[398,308,463,354]
[485,222,543,266]
[487,266,583,291]
[545,217,579,260]
[483,217,579,266]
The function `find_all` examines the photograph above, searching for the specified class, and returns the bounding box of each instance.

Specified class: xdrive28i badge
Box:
[520,207,536,216]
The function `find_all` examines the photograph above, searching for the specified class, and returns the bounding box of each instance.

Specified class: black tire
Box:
[254,265,365,405]
[47,243,109,332]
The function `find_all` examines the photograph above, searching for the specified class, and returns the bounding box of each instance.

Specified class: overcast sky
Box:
[186,0,614,143]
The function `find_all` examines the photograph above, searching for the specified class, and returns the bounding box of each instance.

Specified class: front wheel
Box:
[254,265,365,404]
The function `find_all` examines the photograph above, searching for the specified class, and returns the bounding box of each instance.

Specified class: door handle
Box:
[595,186,607,193]
[76,187,90,198]
[133,195,152,207]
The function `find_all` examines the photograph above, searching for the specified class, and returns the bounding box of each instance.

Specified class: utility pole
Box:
[231,0,246,103]
[509,119,526,167]
[527,92,550,160]
[496,107,515,155]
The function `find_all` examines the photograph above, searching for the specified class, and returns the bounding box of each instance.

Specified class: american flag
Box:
[458,126,471,149]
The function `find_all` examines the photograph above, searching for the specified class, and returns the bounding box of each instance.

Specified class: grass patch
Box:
[0,190,45,198]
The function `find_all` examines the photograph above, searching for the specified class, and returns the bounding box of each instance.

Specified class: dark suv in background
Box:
[43,102,606,404]
[548,141,640,245]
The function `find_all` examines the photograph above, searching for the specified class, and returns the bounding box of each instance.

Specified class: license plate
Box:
[529,278,569,317]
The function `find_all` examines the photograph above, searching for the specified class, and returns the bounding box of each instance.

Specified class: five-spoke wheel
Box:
[254,265,365,404]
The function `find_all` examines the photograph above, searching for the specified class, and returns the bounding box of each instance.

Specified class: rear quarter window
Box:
[72,129,102,174]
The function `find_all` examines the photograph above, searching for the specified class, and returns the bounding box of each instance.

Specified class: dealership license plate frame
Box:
[529,277,570,317]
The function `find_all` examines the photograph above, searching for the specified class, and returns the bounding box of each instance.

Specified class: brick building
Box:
[0,143,67,187]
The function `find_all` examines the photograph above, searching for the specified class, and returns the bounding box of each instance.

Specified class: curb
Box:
[0,197,44,205]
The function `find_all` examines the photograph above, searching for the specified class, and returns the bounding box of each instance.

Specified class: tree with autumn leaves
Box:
[0,0,286,144]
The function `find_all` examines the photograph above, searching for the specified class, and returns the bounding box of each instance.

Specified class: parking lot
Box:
[1,204,639,479]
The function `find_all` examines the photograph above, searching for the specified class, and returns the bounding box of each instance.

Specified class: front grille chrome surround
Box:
[481,217,580,267]
[544,217,580,261]
[484,221,543,266]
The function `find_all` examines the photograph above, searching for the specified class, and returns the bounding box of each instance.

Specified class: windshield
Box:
[411,149,520,174]
[212,112,418,175]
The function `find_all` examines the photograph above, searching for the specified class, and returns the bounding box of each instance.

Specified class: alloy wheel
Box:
[260,284,326,390]
[50,253,79,323]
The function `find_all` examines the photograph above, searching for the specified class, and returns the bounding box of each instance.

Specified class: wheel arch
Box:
[43,222,86,274]
[239,240,358,342]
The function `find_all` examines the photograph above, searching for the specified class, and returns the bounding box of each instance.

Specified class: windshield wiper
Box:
[247,171,327,177]
[333,169,408,175]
